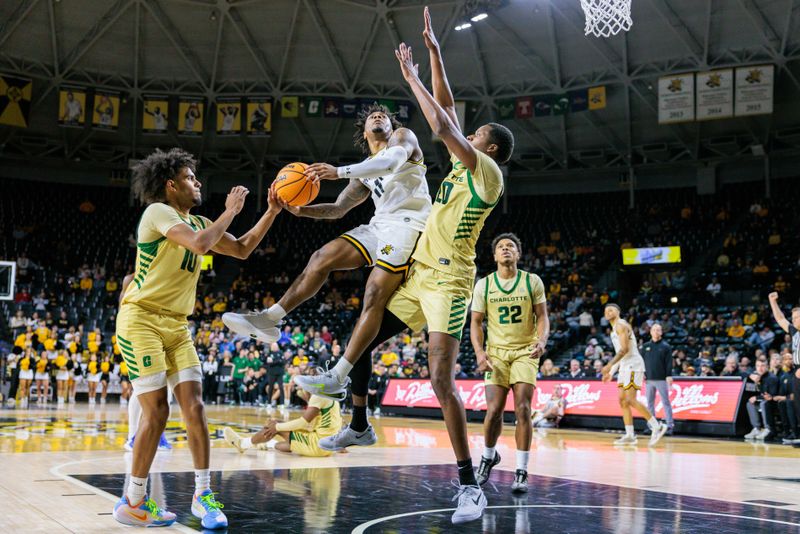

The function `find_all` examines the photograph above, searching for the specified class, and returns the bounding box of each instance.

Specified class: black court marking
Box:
[61,493,96,496]
[72,464,800,533]
[745,499,794,507]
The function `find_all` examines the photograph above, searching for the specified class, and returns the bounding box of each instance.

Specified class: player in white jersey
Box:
[601,304,667,446]
[224,103,431,362]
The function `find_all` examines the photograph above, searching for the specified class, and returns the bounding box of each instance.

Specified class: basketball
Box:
[273,162,319,206]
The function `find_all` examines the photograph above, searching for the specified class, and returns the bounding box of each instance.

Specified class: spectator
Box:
[744,359,777,440]
[727,320,745,338]
[705,277,721,300]
[642,324,674,433]
[454,363,468,379]
[562,359,586,379]
[532,385,566,428]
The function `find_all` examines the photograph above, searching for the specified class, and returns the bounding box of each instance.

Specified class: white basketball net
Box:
[580,0,632,38]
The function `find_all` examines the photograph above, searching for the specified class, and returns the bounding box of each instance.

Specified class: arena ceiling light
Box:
[470,13,489,21]
[455,22,472,31]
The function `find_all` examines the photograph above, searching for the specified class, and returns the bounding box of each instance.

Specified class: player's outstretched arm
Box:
[768,292,790,333]
[395,43,478,173]
[531,302,550,359]
[286,180,371,220]
[422,6,459,130]
[212,187,283,260]
[165,186,247,256]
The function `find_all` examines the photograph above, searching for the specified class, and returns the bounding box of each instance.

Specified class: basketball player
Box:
[470,233,548,493]
[61,91,82,124]
[294,8,515,523]
[602,304,667,446]
[95,95,114,126]
[112,148,283,529]
[144,105,167,131]
[222,367,342,457]
[223,101,431,394]
[220,106,238,132]
[768,292,800,366]
[184,103,200,131]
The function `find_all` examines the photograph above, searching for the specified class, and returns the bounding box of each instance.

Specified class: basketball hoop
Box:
[580,0,632,38]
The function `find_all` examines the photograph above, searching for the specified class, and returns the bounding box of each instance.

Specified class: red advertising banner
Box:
[382,378,744,423]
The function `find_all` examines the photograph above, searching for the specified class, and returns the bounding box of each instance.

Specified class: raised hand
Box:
[422,6,439,51]
[225,185,249,215]
[394,42,419,82]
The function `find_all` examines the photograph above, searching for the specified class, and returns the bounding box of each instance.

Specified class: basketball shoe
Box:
[476,451,501,485]
[112,495,176,527]
[319,425,377,451]
[294,369,350,402]
[648,422,668,446]
[613,434,637,445]
[221,311,280,343]
[511,469,528,493]
[451,483,487,524]
[191,490,228,529]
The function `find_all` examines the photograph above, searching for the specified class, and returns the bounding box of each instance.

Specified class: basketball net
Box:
[580,0,632,38]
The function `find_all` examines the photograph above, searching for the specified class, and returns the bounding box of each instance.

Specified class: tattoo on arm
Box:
[298,181,370,219]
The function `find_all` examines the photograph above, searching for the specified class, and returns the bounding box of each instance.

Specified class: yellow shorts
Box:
[386,262,473,340]
[289,431,333,457]
[484,346,539,388]
[116,303,199,380]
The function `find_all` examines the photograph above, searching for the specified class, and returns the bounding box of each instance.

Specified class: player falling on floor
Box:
[223,366,343,457]
[295,7,515,524]
[470,233,549,493]
[112,148,283,529]
[601,303,668,446]
[222,101,431,390]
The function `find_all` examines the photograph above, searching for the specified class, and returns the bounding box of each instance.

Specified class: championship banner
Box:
[734,64,774,117]
[246,98,271,135]
[92,91,120,130]
[178,98,204,136]
[382,378,745,423]
[0,75,32,128]
[142,95,168,134]
[216,98,241,135]
[658,73,694,123]
[696,69,733,121]
[58,87,86,127]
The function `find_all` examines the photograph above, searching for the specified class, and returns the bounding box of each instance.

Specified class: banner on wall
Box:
[0,75,32,127]
[658,73,695,124]
[142,95,168,134]
[696,69,733,121]
[588,86,606,110]
[304,97,322,117]
[178,98,204,136]
[382,378,744,422]
[92,91,120,130]
[280,96,299,118]
[58,87,86,127]
[216,98,241,135]
[734,64,774,117]
[246,98,271,135]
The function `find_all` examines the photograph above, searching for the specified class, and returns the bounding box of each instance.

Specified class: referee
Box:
[769,292,800,366]
[642,323,674,434]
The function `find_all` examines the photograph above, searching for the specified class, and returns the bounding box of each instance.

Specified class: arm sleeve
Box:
[139,203,185,242]
[471,277,487,313]
[471,151,504,206]
[275,417,314,432]
[337,146,408,180]
[529,274,547,305]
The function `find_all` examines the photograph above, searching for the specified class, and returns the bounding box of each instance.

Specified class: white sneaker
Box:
[451,484,487,524]
[756,428,771,440]
[223,427,246,453]
[120,398,128,406]
[511,469,528,493]
[319,425,377,451]
[614,434,637,445]
[294,370,351,402]
[744,427,761,440]
[222,311,280,343]
[649,424,668,447]
[5,398,15,407]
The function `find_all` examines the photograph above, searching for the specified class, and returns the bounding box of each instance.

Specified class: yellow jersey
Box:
[309,395,342,437]
[413,151,503,278]
[122,202,211,317]
[36,357,48,373]
[472,270,546,351]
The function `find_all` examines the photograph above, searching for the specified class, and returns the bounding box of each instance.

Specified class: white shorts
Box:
[87,373,101,383]
[57,371,69,381]
[19,370,33,380]
[131,365,202,397]
[341,219,421,277]
[617,363,645,391]
[35,372,49,381]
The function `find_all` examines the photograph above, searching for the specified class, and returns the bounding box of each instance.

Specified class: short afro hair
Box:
[131,148,196,204]
[491,232,522,255]
[353,102,403,155]
[487,122,514,164]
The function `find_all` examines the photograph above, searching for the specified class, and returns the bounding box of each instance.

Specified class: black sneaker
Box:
[511,469,528,493]
[476,452,501,486]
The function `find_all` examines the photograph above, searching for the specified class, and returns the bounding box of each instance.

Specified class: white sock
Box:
[240,437,252,449]
[332,358,353,382]
[625,425,634,437]
[127,394,142,440]
[194,469,211,495]
[255,439,277,451]
[127,475,147,505]
[648,417,660,430]
[482,445,496,461]
[516,450,530,472]
[266,304,286,321]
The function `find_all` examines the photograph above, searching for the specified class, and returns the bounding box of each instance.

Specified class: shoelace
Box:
[198,492,225,512]
[450,480,479,504]
[144,498,167,518]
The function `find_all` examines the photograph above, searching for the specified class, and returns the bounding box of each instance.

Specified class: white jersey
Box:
[611,322,646,371]
[358,147,431,232]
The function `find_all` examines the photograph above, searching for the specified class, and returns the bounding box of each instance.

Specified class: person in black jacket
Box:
[642,324,674,433]
[265,342,286,407]
[367,363,388,415]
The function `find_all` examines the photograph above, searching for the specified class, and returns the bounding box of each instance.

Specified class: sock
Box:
[648,417,660,430]
[332,358,353,382]
[482,445,496,461]
[127,475,147,505]
[350,405,369,432]
[266,304,286,321]
[625,425,634,437]
[516,450,529,472]
[457,458,477,486]
[127,394,142,440]
[240,437,252,449]
[256,439,276,451]
[194,469,211,495]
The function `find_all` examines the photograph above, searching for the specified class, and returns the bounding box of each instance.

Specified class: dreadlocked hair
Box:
[131,148,197,204]
[352,102,403,155]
